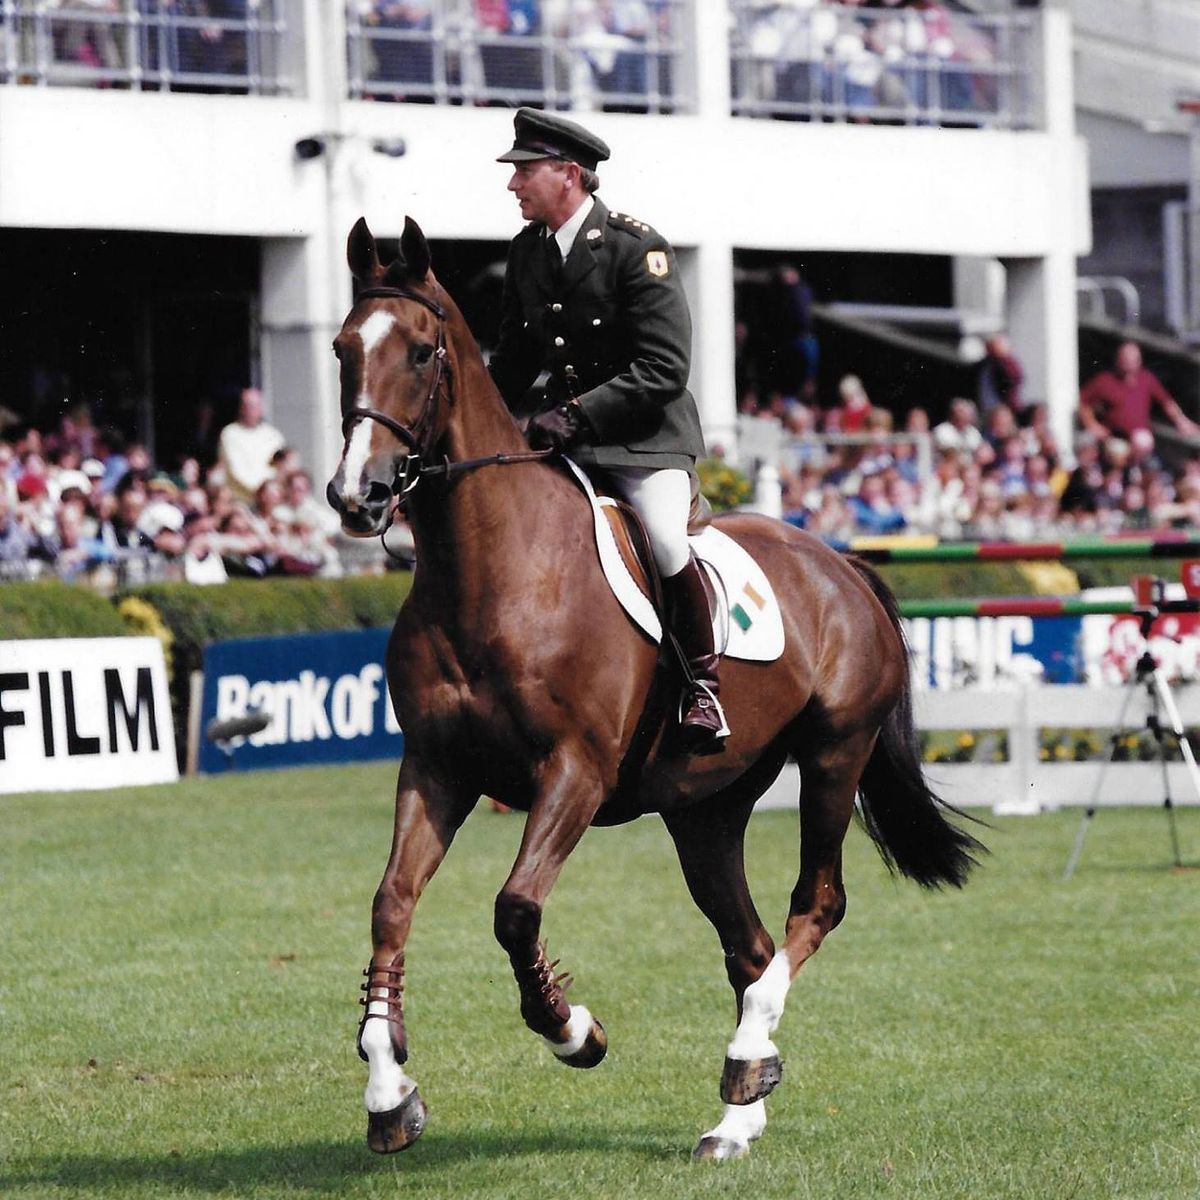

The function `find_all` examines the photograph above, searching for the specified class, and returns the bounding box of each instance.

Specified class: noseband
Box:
[340,284,552,500]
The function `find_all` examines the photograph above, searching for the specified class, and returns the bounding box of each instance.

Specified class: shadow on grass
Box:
[8,1128,678,1193]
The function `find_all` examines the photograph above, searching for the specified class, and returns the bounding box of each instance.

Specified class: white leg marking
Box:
[361,999,416,1113]
[727,950,791,1061]
[545,1004,593,1058]
[702,1099,767,1148]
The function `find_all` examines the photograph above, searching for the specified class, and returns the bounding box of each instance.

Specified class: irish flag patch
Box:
[731,581,767,632]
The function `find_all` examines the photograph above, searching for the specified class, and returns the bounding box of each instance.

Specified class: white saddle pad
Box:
[565,459,785,663]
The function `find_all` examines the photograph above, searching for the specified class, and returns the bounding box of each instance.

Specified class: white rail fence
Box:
[756,683,1200,814]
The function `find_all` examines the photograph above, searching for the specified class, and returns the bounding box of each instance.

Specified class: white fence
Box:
[757,681,1200,814]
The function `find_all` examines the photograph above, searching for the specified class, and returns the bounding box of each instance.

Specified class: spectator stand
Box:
[728,0,1038,130]
[2,1,290,93]
[344,0,688,113]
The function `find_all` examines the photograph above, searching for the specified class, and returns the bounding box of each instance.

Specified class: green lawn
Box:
[1,766,1197,1199]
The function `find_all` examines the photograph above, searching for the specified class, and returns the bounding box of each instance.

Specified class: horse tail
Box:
[847,557,985,889]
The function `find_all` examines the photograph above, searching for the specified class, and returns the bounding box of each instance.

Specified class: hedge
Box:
[0,580,129,639]
[118,573,414,684]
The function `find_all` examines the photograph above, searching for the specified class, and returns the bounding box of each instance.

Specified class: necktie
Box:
[545,234,562,280]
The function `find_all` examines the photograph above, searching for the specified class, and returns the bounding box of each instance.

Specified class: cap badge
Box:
[646,251,669,277]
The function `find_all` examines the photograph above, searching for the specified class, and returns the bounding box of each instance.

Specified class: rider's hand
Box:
[527,402,588,453]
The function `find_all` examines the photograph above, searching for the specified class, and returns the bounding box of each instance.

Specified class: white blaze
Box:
[339,310,397,498]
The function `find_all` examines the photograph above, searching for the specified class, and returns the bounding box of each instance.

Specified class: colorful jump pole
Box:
[898,597,1138,619]
[838,536,1200,564]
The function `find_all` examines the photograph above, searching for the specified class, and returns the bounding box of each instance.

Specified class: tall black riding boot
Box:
[665,553,730,755]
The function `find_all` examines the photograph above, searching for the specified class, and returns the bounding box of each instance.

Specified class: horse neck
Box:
[404,317,549,592]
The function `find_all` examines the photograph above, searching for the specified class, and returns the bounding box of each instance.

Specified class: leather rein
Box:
[343,285,552,499]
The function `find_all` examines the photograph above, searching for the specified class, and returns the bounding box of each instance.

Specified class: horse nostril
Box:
[326,480,343,513]
[365,481,393,509]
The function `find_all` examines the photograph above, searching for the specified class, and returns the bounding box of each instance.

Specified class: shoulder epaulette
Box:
[607,211,653,238]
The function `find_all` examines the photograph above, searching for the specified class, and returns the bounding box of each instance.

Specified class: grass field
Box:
[2,765,1198,1200]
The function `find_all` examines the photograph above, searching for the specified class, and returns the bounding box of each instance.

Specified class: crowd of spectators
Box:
[352,0,680,109]
[732,0,1006,124]
[3,334,1197,588]
[741,338,1200,541]
[36,1,265,88]
[0,387,384,588]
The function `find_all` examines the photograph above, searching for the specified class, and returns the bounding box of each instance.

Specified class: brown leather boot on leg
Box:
[665,554,730,755]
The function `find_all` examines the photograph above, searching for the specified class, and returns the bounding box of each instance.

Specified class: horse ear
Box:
[399,216,431,281]
[347,217,381,282]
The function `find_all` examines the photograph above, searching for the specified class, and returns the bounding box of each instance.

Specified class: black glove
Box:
[527,402,589,453]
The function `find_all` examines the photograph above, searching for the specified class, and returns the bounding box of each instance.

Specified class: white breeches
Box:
[600,466,692,578]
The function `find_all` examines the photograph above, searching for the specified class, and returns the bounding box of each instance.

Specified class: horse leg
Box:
[359,754,476,1153]
[711,734,872,1140]
[493,748,608,1068]
[662,784,778,1163]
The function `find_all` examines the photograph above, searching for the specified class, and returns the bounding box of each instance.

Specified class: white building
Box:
[0,1,1092,486]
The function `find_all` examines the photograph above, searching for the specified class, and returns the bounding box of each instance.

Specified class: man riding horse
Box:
[489,107,729,755]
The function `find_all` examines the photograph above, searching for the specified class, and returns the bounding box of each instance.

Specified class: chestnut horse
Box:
[326,217,981,1163]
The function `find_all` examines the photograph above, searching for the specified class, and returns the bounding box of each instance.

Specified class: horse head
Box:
[327,216,448,536]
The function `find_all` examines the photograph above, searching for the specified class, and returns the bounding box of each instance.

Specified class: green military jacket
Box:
[488,198,707,471]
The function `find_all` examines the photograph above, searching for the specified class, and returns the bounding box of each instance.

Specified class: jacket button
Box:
[551,303,563,313]
[554,336,565,347]
[592,318,602,326]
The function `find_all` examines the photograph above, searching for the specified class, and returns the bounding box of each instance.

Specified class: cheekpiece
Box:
[496,107,611,171]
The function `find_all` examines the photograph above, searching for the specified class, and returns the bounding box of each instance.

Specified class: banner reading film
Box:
[198,630,403,774]
[0,637,178,794]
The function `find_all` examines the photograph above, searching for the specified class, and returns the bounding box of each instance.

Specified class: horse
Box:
[325,215,982,1163]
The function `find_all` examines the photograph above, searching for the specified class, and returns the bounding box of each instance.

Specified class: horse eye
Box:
[412,345,434,368]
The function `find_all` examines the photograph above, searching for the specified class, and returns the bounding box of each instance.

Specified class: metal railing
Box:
[729,1,1038,130]
[344,0,690,113]
[0,1,291,94]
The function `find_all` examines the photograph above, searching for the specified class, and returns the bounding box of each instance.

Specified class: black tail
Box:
[848,558,985,889]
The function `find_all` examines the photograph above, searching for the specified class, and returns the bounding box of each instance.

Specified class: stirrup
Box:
[679,680,731,754]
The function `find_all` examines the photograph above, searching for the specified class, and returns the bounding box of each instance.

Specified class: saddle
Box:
[561,459,784,663]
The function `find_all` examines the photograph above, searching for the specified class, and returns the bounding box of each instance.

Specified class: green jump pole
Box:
[898,597,1137,619]
[850,538,1200,564]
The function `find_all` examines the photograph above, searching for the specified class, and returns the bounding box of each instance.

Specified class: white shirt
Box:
[550,195,595,262]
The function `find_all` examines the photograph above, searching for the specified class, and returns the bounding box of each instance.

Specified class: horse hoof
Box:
[720,1054,782,1105]
[693,1135,749,1163]
[366,1087,427,1154]
[555,1017,608,1069]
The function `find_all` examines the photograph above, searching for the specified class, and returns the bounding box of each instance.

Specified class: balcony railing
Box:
[345,0,689,113]
[729,1,1039,130]
[0,1,291,94]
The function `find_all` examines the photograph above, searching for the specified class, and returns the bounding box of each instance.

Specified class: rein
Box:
[342,283,554,560]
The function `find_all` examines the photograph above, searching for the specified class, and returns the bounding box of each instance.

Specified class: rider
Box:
[488,107,729,755]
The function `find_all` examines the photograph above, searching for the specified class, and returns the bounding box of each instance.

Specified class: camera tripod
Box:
[1063,628,1197,880]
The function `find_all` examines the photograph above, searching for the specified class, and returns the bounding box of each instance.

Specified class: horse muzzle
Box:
[326,477,393,537]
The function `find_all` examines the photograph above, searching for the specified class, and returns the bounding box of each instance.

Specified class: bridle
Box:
[341,284,551,499]
[341,285,450,496]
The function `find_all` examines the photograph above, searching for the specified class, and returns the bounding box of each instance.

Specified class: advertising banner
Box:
[197,630,402,774]
[0,637,178,795]
[905,614,1084,690]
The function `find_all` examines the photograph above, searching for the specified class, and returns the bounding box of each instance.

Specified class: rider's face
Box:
[507,158,570,228]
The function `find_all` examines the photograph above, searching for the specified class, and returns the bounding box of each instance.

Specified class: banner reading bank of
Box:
[0,637,178,794]
[198,630,403,774]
